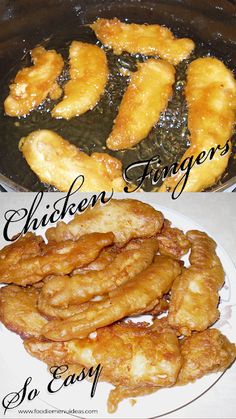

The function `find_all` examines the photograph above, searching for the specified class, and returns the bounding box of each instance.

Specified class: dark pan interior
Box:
[0,0,235,191]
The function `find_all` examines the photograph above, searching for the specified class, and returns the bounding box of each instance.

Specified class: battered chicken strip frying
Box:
[0,232,114,286]
[90,18,194,65]
[0,285,48,338]
[52,41,108,119]
[159,57,236,192]
[4,46,64,116]
[106,59,175,150]
[40,239,157,308]
[156,219,191,259]
[25,322,182,387]
[46,199,164,245]
[19,130,126,192]
[42,255,181,341]
[177,329,236,384]
[168,230,225,335]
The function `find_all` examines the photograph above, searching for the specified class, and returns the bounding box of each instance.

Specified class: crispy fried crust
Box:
[1,200,235,416]
[52,41,108,119]
[4,46,63,116]
[159,57,236,192]
[46,199,164,245]
[72,246,117,274]
[177,329,236,384]
[156,219,191,259]
[19,130,126,192]
[108,328,236,412]
[24,327,236,413]
[146,297,170,316]
[107,385,158,413]
[0,285,47,338]
[40,238,158,308]
[37,297,93,320]
[90,18,194,65]
[42,255,181,341]
[106,59,175,150]
[168,230,225,335]
[0,232,43,263]
[25,322,182,387]
[0,232,114,285]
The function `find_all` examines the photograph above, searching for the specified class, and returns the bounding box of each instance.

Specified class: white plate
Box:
[0,202,236,419]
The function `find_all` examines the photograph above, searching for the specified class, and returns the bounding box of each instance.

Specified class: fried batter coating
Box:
[156,219,191,259]
[25,322,182,387]
[0,285,47,338]
[106,59,175,150]
[19,130,126,192]
[177,329,236,384]
[4,46,63,116]
[108,328,236,412]
[0,232,114,286]
[46,198,164,245]
[72,246,116,274]
[159,57,236,192]
[90,18,194,65]
[0,232,43,263]
[42,255,181,341]
[150,316,176,334]
[40,238,158,308]
[38,296,92,320]
[168,230,225,335]
[38,247,118,319]
[146,295,170,316]
[52,41,108,119]
[108,385,158,413]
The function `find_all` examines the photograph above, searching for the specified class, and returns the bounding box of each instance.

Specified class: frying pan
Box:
[0,0,235,192]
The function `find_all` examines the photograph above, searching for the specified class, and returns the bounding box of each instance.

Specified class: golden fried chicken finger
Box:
[46,199,164,245]
[106,59,175,150]
[25,322,182,387]
[177,329,236,384]
[52,41,108,119]
[37,247,117,317]
[159,57,236,192]
[4,46,63,116]
[19,130,126,192]
[40,238,158,308]
[168,230,225,335]
[107,328,236,412]
[187,230,222,269]
[109,327,236,411]
[0,285,47,338]
[42,255,181,340]
[156,219,191,259]
[0,232,43,264]
[90,18,194,65]
[0,232,114,286]
[38,248,118,319]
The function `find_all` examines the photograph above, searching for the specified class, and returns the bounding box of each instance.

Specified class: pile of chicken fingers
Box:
[0,199,235,412]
